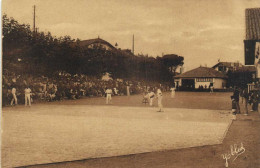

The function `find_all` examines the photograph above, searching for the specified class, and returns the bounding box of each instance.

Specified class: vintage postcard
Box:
[1,0,260,168]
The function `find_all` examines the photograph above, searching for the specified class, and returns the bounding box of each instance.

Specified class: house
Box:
[244,8,260,65]
[212,62,243,73]
[174,66,227,90]
[212,62,256,88]
[74,38,116,51]
[212,61,256,79]
[72,38,135,57]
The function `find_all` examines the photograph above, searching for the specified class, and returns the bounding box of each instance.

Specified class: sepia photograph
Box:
[1,0,260,167]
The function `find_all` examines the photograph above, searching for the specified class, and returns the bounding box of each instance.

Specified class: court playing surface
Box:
[2,96,233,168]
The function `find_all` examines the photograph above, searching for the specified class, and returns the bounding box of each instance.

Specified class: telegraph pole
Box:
[132,34,134,55]
[33,5,36,33]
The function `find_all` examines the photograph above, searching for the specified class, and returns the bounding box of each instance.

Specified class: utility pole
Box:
[33,5,36,33]
[132,34,134,55]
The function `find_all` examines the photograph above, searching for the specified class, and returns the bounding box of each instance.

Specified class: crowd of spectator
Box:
[2,70,170,106]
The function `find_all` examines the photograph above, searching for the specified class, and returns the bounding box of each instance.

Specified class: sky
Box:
[2,0,260,71]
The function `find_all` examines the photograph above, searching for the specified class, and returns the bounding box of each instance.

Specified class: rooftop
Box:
[245,8,260,40]
[234,65,256,72]
[212,62,242,68]
[74,38,116,49]
[175,67,227,78]
[212,62,256,72]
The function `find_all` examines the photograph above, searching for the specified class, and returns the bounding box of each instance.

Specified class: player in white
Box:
[156,87,163,112]
[170,86,176,98]
[105,87,113,104]
[126,85,130,96]
[24,86,32,106]
[10,85,18,106]
[148,89,155,106]
[210,85,214,93]
[113,88,118,95]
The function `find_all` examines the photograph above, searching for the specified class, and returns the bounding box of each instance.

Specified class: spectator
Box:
[251,90,259,112]
[242,88,249,115]
[2,70,169,107]
[233,87,240,114]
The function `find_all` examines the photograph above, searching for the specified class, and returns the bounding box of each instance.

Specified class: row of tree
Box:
[2,14,184,83]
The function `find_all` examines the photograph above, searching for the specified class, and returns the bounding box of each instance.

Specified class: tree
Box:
[2,14,185,83]
[161,54,184,75]
[2,14,32,62]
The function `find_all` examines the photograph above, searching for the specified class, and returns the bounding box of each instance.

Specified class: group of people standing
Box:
[143,86,174,112]
[10,85,32,107]
[3,70,170,107]
[232,87,259,116]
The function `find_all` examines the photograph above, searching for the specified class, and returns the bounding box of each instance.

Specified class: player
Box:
[10,85,18,106]
[113,88,118,95]
[24,86,32,106]
[126,85,130,96]
[148,89,155,106]
[105,87,113,104]
[210,85,214,93]
[231,96,237,120]
[156,87,163,112]
[170,86,176,98]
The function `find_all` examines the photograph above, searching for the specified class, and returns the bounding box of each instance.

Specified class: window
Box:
[196,78,213,82]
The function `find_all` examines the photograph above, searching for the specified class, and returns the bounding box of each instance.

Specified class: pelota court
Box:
[1,92,234,168]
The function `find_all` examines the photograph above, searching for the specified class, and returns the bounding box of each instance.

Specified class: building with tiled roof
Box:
[212,61,256,73]
[174,67,227,90]
[212,62,243,73]
[235,65,256,72]
[246,8,260,40]
[244,8,260,65]
[74,38,116,50]
[72,38,135,57]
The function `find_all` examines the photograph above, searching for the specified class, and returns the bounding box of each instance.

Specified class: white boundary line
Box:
[220,117,233,143]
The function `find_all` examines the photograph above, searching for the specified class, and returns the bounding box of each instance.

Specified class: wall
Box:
[244,40,256,65]
[174,78,181,87]
[195,81,211,89]
[194,78,212,89]
[194,78,226,89]
[213,78,226,89]
[175,78,226,89]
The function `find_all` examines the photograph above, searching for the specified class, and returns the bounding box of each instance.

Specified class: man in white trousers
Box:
[105,87,113,104]
[24,86,32,106]
[10,85,18,106]
[157,87,163,112]
[148,89,155,106]
[170,87,176,98]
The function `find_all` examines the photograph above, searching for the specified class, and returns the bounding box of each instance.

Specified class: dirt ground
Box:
[22,113,260,168]
[2,105,231,168]
[39,92,233,110]
[2,92,260,168]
